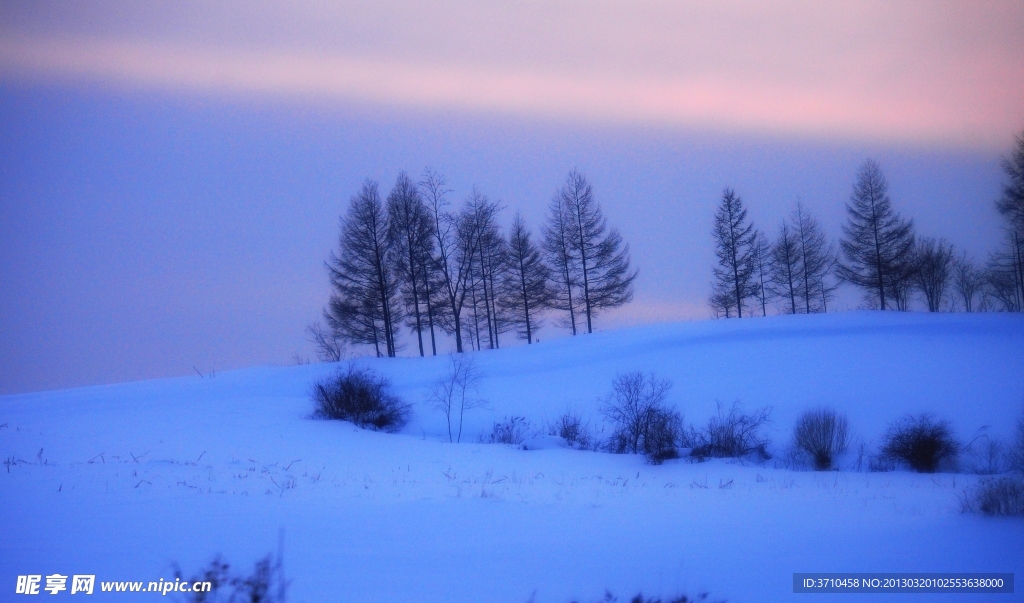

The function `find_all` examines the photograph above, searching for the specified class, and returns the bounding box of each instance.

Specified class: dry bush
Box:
[1012,410,1024,473]
[551,411,594,450]
[602,372,683,464]
[640,409,685,465]
[689,402,772,461]
[962,435,1011,475]
[793,407,850,470]
[311,365,410,432]
[486,416,530,445]
[306,320,345,362]
[962,477,1024,517]
[174,552,287,603]
[880,414,959,473]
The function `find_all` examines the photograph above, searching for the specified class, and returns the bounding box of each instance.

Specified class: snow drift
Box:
[2,311,1023,601]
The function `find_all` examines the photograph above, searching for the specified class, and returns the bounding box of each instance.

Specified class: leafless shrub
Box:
[306,321,345,363]
[689,402,772,461]
[793,407,850,470]
[311,365,410,432]
[430,355,485,443]
[640,409,684,465]
[602,372,683,464]
[551,410,594,450]
[962,476,1024,517]
[880,414,959,473]
[174,551,288,603]
[173,556,231,603]
[1011,409,1024,474]
[486,416,530,445]
[962,434,1010,475]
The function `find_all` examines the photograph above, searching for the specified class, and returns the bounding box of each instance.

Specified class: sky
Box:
[1,1,1022,394]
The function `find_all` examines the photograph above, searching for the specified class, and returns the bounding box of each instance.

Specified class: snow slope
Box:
[2,311,1023,602]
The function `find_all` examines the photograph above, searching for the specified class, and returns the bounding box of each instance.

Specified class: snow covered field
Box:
[3,311,1023,602]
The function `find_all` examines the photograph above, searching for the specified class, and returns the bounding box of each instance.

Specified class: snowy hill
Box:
[2,311,1023,602]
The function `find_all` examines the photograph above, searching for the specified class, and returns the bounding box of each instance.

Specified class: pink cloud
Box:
[1,2,1021,147]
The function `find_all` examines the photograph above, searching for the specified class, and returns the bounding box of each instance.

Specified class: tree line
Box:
[311,170,638,359]
[710,132,1024,317]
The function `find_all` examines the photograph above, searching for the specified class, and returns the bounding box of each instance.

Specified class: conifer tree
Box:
[501,213,553,343]
[994,131,1024,310]
[560,170,637,333]
[793,202,837,313]
[711,188,757,318]
[837,159,915,310]
[751,231,771,316]
[325,180,402,357]
[387,172,435,356]
[542,193,581,334]
[769,220,801,315]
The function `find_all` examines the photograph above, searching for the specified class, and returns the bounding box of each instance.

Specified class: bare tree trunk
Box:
[423,271,438,355]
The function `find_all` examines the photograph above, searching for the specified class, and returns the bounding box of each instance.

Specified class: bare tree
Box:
[473,201,509,349]
[325,180,403,357]
[421,170,487,353]
[837,159,915,310]
[952,251,983,312]
[986,231,1024,312]
[994,132,1024,311]
[815,251,839,313]
[793,202,837,313]
[501,212,553,344]
[466,264,485,351]
[769,220,801,314]
[997,130,1024,235]
[711,188,757,318]
[887,261,917,311]
[542,192,582,334]
[560,171,638,333]
[913,237,954,312]
[751,231,771,316]
[387,172,436,356]
[430,355,485,443]
[306,321,345,362]
[420,256,448,355]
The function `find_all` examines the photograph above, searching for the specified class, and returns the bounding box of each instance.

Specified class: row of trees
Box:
[315,170,637,358]
[711,132,1024,316]
[710,190,838,317]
